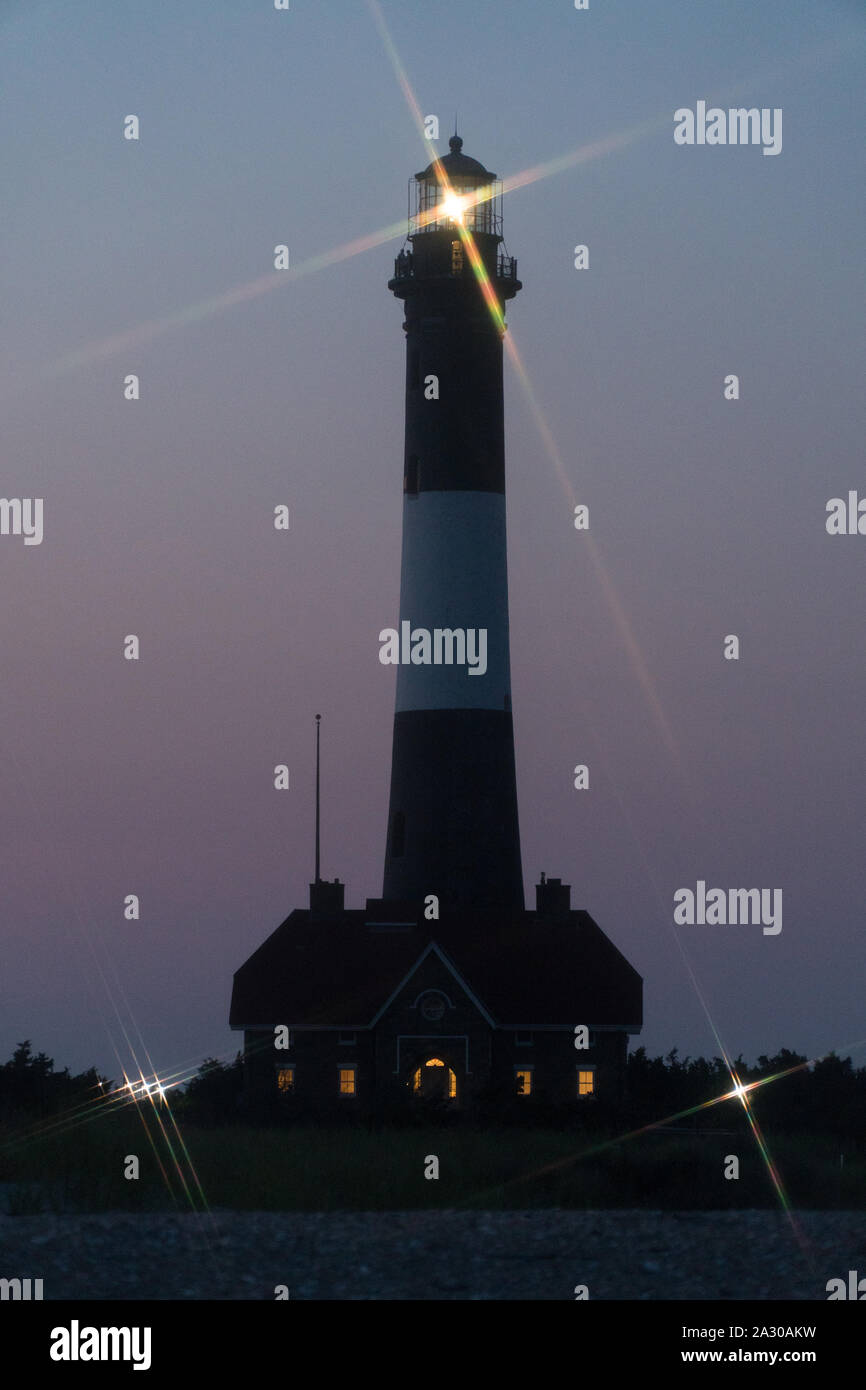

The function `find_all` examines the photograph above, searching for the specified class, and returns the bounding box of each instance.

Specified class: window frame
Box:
[576,1066,596,1098]
[338,1064,358,1097]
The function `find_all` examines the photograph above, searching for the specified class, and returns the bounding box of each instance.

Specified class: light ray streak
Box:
[121,1067,182,1206]
[570,691,812,1251]
[82,987,212,1217]
[560,692,811,1250]
[453,1057,826,1215]
[0,691,220,1222]
[502,330,687,773]
[366,0,430,144]
[634,841,809,1248]
[0,717,181,1148]
[364,0,848,1251]
[0,1040,249,1159]
[16,18,855,399]
[0,0,857,1244]
[0,731,212,1221]
[135,1070,212,1216]
[40,220,407,381]
[0,1074,184,1154]
[365,23,688,777]
[0,1050,238,1158]
[367,0,687,780]
[99,978,215,1217]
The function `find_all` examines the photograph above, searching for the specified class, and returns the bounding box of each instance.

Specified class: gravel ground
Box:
[2,1209,864,1299]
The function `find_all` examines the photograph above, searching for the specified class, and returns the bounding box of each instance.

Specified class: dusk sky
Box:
[2,0,864,1091]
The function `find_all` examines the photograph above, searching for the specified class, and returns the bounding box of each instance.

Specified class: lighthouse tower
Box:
[230,135,642,1114]
[382,135,524,914]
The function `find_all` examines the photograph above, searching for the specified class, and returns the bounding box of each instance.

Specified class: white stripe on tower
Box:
[395,491,511,714]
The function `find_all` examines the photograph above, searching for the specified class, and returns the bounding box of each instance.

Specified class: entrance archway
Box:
[411,1056,457,1100]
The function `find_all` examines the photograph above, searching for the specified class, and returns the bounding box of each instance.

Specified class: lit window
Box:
[451,239,464,273]
[338,1032,356,1045]
[276,1067,295,1093]
[577,1068,595,1097]
[339,1066,357,1096]
[515,1068,532,1096]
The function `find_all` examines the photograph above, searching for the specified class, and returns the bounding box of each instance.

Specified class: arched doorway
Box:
[411,1056,457,1101]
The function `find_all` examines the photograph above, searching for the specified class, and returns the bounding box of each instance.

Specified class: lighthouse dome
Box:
[415,134,496,184]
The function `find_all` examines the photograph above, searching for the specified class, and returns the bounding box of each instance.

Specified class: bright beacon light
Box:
[440,192,465,223]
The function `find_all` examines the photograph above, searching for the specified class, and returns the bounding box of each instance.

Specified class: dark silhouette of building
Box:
[230,136,642,1112]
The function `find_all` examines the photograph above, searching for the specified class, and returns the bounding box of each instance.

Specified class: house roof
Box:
[229,905,642,1030]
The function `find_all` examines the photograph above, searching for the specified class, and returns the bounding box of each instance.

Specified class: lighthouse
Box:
[381,134,524,914]
[230,135,642,1114]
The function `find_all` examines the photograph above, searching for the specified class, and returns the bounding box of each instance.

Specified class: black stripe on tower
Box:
[403,285,506,494]
[383,709,523,912]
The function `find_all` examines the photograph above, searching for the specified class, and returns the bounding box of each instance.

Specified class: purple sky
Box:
[2,0,864,1087]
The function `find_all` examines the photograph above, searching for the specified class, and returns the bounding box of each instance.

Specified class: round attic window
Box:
[420,992,447,1022]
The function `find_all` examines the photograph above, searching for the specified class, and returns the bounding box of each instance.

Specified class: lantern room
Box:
[410,133,503,237]
[391,133,519,300]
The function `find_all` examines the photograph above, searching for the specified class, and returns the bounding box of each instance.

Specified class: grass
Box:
[1,1112,863,1213]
